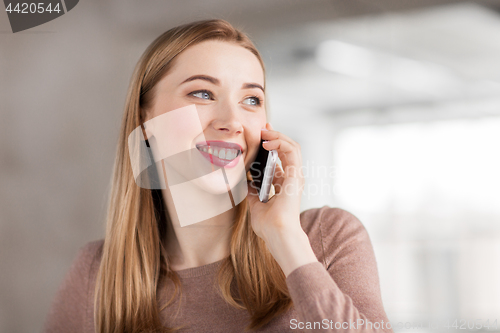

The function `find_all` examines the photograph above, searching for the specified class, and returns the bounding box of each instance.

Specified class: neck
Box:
[160,186,236,271]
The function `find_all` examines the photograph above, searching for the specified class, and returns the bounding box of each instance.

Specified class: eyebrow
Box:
[180,74,265,93]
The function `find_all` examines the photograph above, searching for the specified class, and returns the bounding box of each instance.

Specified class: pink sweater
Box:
[43,206,392,332]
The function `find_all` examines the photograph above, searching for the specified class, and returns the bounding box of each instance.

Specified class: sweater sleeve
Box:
[42,241,102,333]
[286,207,393,333]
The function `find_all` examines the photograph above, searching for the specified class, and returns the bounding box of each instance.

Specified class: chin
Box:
[192,170,246,195]
[190,174,231,195]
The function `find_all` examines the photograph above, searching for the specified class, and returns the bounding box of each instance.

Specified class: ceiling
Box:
[101,0,500,39]
[256,2,500,120]
[95,0,500,118]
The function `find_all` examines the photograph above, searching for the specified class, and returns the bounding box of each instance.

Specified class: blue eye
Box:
[243,96,262,106]
[190,90,212,100]
[189,89,262,106]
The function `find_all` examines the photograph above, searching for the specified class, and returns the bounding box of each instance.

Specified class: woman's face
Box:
[142,39,267,194]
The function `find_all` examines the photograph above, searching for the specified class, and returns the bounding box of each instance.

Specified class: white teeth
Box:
[197,145,240,160]
[227,149,238,160]
[218,149,225,159]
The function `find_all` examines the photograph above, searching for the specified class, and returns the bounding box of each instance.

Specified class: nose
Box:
[212,102,243,135]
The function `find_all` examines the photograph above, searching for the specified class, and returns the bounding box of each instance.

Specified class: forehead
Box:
[167,40,264,86]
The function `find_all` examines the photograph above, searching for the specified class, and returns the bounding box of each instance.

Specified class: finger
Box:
[261,128,297,146]
[261,129,303,163]
[261,127,303,176]
[262,139,303,178]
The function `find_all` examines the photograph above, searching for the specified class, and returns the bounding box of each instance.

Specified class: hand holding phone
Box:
[249,140,278,203]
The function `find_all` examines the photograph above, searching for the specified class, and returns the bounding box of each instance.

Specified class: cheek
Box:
[243,114,267,165]
[151,93,179,115]
[244,112,267,138]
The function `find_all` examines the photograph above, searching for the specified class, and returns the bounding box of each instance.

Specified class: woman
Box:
[43,19,392,332]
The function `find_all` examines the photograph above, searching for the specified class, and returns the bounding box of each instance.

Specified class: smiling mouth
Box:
[195,144,242,161]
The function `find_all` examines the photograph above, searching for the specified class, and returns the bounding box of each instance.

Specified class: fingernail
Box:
[263,140,270,143]
[261,128,268,131]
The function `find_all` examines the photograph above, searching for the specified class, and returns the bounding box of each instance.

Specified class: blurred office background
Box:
[1,0,499,332]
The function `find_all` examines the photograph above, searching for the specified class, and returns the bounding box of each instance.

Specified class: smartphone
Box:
[249,140,278,203]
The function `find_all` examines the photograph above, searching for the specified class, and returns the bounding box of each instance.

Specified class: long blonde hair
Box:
[94,19,292,332]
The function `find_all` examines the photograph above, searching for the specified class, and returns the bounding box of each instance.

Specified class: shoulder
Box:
[43,239,104,332]
[299,205,366,241]
[78,239,104,263]
[296,208,389,325]
[62,239,104,291]
[71,239,104,276]
[299,206,370,268]
[54,239,105,301]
